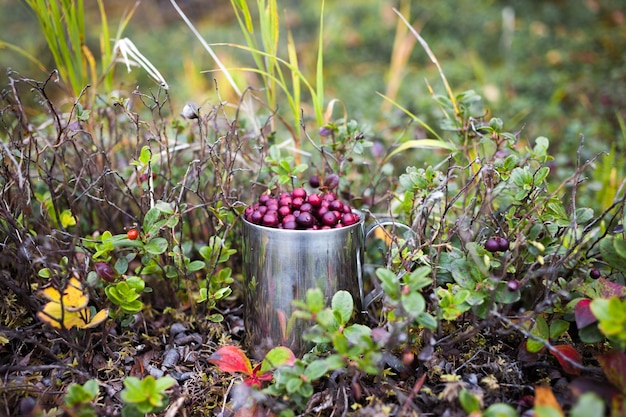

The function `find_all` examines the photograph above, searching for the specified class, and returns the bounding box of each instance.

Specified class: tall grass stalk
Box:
[227,0,327,145]
[13,0,137,104]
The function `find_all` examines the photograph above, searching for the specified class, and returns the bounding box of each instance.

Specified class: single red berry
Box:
[309,176,320,188]
[307,193,322,208]
[296,212,316,228]
[259,194,271,205]
[292,188,307,199]
[322,211,338,226]
[484,237,501,253]
[507,280,520,291]
[498,237,510,251]
[590,268,601,279]
[127,229,139,240]
[324,174,339,190]
[341,212,360,226]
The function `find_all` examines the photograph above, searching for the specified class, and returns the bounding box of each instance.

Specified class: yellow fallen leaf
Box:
[38,277,108,330]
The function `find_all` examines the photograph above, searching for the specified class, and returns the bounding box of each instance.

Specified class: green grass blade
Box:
[315,0,325,125]
[376,92,442,141]
[393,8,458,116]
[383,139,456,165]
[0,40,48,73]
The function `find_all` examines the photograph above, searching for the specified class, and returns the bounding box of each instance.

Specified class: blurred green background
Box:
[1,0,624,160]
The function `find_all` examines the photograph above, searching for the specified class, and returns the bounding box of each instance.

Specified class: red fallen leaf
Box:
[209,346,253,376]
[550,344,582,376]
[574,298,597,329]
[597,349,626,394]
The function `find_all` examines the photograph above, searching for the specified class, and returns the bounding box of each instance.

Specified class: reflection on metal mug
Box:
[242,210,409,359]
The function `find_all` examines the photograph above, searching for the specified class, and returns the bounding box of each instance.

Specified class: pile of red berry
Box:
[244,187,360,230]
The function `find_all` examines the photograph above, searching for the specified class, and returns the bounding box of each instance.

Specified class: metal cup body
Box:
[242,214,365,359]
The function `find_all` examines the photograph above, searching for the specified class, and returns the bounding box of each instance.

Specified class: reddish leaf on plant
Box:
[208,346,253,376]
[597,349,626,394]
[574,298,597,329]
[244,363,275,388]
[550,344,582,376]
[596,278,626,298]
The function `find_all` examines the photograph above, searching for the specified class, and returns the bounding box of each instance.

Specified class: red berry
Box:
[283,221,298,230]
[296,212,316,228]
[262,213,279,227]
[95,262,116,282]
[127,229,139,240]
[507,280,519,291]
[292,188,307,199]
[498,237,510,251]
[278,206,292,217]
[259,194,271,205]
[279,196,293,207]
[292,197,304,209]
[341,212,360,226]
[330,200,344,212]
[307,193,322,208]
[250,210,264,224]
[324,174,339,190]
[300,203,313,213]
[309,176,320,188]
[322,211,338,226]
[484,237,501,253]
[590,268,601,279]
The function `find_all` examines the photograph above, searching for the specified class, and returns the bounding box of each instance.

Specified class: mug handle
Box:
[358,218,415,313]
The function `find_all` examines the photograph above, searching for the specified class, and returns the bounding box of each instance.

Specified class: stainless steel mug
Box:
[242,211,409,359]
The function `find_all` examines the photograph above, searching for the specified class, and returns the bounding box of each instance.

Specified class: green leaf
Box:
[404,266,433,290]
[343,324,371,345]
[590,298,612,323]
[186,260,205,273]
[154,201,174,215]
[416,312,438,330]
[332,332,349,354]
[600,238,626,271]
[534,166,550,183]
[528,315,549,353]
[64,380,99,406]
[138,145,152,165]
[570,392,605,417]
[305,288,325,313]
[285,377,303,393]
[331,290,353,325]
[144,238,168,255]
[120,377,143,403]
[260,347,296,374]
[534,405,565,417]
[376,268,399,299]
[459,389,481,413]
[60,209,77,228]
[304,360,329,381]
[401,291,426,317]
[483,402,517,417]
[143,206,161,232]
[573,208,594,224]
[153,376,175,393]
[614,238,626,260]
[510,167,532,188]
[549,319,569,340]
